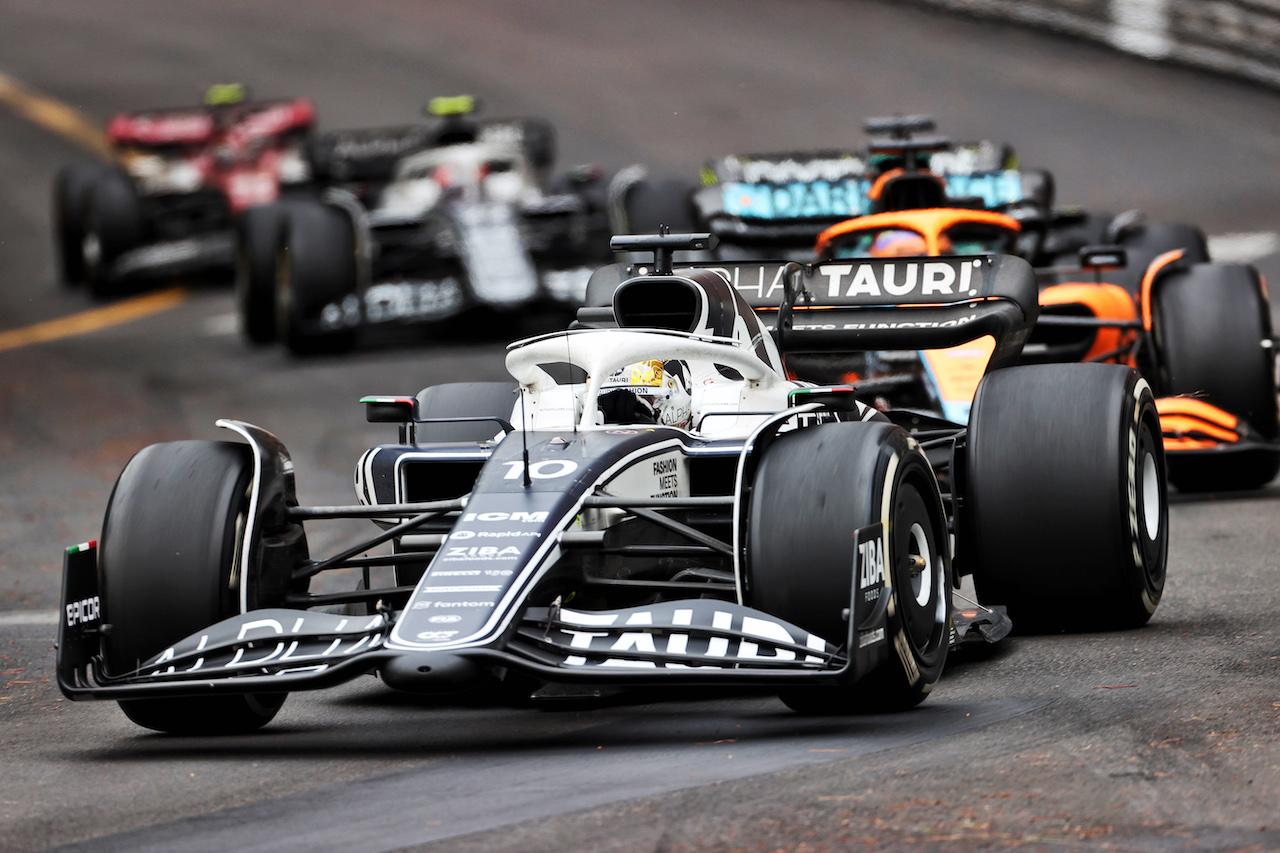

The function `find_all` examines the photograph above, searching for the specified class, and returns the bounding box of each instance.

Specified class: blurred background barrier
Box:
[912,0,1280,88]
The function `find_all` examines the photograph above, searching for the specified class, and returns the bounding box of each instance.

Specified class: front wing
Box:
[58,535,900,700]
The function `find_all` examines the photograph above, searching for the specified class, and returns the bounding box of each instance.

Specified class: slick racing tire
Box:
[237,202,296,344]
[965,363,1167,631]
[52,162,107,286]
[275,201,358,355]
[82,168,145,298]
[100,441,298,735]
[620,178,698,235]
[1153,262,1280,491]
[746,421,951,714]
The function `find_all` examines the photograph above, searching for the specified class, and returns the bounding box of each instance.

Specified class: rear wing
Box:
[105,99,313,148]
[584,254,1038,370]
[310,125,437,182]
[698,142,1028,227]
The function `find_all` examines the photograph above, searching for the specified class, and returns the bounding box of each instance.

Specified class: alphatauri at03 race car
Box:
[810,201,1280,492]
[58,233,1167,735]
[53,85,315,296]
[236,97,613,354]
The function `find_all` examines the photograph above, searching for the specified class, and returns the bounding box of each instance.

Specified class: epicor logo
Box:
[65,596,101,627]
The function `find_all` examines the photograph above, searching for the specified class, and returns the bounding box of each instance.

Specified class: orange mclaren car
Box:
[814,208,1280,491]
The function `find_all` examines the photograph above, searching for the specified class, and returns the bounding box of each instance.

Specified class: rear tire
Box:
[53,163,107,286]
[100,441,295,734]
[965,363,1167,631]
[1111,222,1209,292]
[1153,262,1280,491]
[276,201,358,355]
[82,169,145,298]
[746,422,951,714]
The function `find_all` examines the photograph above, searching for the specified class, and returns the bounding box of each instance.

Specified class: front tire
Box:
[965,363,1167,631]
[53,163,107,286]
[1152,262,1280,491]
[237,203,294,344]
[746,422,951,714]
[100,441,293,734]
[275,201,358,355]
[82,169,145,298]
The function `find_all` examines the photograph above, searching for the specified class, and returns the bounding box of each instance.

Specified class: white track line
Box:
[201,312,240,337]
[1208,232,1280,264]
[0,611,59,627]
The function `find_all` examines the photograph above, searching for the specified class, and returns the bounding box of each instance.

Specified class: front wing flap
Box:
[511,599,842,671]
[1156,396,1280,457]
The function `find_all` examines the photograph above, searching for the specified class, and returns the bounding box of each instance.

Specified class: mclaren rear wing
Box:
[584,254,1039,370]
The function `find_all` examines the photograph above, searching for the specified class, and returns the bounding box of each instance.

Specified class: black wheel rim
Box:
[892,477,947,652]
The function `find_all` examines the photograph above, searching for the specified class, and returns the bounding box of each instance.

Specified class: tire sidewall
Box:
[1120,378,1167,619]
[883,457,951,693]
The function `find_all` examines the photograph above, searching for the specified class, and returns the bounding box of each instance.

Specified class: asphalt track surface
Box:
[2,2,1280,851]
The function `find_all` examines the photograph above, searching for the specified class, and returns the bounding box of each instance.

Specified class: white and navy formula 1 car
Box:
[58,233,1167,734]
[236,96,613,354]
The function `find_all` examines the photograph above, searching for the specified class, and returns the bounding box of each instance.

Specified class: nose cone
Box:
[379,652,487,694]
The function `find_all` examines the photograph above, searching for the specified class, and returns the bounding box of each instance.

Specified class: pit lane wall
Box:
[911,0,1280,89]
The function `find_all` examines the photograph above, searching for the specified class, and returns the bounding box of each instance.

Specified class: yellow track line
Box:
[0,288,187,353]
[0,71,111,159]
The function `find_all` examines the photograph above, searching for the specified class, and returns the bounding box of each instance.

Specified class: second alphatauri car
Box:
[237,98,613,354]
[59,233,1167,734]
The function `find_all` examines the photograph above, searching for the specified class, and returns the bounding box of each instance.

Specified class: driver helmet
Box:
[204,83,247,107]
[599,360,692,428]
[869,229,929,257]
